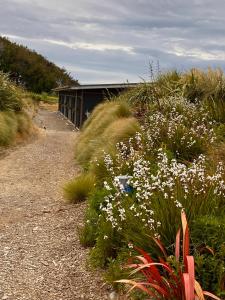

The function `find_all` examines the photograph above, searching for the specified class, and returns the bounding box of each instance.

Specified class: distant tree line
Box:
[0,36,78,93]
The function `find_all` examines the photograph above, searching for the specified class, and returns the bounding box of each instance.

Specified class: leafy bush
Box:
[63,173,96,203]
[79,189,108,247]
[192,216,225,297]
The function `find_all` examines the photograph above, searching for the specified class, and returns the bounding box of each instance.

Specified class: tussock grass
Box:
[98,117,140,153]
[0,71,34,147]
[63,173,96,203]
[16,111,33,136]
[75,101,138,165]
[0,111,18,146]
[0,71,23,111]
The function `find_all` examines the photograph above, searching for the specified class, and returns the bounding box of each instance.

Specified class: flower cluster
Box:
[144,97,216,157]
[99,139,225,235]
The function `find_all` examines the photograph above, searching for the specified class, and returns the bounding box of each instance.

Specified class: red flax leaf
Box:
[183,273,192,300]
[129,261,177,297]
[134,247,163,283]
[175,228,181,261]
[158,257,182,298]
[128,256,159,285]
[152,237,168,258]
[185,256,195,300]
[181,210,190,260]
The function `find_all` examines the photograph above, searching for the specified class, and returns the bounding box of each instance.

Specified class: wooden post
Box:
[74,90,77,127]
[80,90,84,127]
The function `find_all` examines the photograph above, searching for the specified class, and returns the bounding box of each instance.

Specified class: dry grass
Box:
[63,173,96,203]
[75,101,138,165]
[39,102,58,112]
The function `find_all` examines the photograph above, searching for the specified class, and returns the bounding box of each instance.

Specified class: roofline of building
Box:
[53,82,139,92]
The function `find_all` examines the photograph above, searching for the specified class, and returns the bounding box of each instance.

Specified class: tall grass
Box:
[0,111,17,146]
[75,100,139,166]
[0,71,33,146]
[0,71,23,111]
[63,173,96,203]
[126,68,225,123]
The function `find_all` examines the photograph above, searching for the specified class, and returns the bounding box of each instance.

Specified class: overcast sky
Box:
[0,0,225,83]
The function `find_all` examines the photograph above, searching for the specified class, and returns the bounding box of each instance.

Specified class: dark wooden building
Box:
[55,83,137,128]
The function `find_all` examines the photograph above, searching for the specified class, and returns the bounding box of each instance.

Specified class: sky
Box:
[0,0,225,84]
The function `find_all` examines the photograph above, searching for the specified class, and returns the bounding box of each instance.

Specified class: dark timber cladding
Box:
[56,83,138,128]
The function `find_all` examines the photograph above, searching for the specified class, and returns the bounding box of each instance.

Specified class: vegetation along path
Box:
[0,109,108,300]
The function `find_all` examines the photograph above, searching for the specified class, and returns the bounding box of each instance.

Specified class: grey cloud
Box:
[0,0,225,83]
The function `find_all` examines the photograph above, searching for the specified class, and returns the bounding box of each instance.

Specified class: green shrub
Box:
[79,189,109,247]
[89,218,122,268]
[192,216,225,297]
[192,215,225,250]
[63,173,96,203]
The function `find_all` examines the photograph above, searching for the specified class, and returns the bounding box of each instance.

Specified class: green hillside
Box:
[0,36,78,93]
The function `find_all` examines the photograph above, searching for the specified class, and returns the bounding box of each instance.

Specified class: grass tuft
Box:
[63,173,96,203]
[75,101,138,166]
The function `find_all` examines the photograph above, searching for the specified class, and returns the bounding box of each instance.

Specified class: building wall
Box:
[58,88,125,128]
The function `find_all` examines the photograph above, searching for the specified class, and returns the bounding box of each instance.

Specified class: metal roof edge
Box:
[53,82,139,92]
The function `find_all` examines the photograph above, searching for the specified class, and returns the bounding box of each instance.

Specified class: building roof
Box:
[54,83,138,92]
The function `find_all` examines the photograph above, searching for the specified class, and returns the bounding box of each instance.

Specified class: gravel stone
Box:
[0,109,110,300]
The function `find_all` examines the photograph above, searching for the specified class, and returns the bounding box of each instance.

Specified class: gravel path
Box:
[0,109,109,300]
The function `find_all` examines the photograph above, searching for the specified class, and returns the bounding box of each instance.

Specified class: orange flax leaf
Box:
[128,282,169,298]
[181,210,190,259]
[203,291,221,300]
[116,279,161,299]
[194,280,205,300]
[205,246,215,256]
[130,262,174,277]
[175,228,181,261]
[135,255,150,264]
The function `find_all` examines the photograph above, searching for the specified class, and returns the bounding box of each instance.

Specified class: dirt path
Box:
[0,109,108,300]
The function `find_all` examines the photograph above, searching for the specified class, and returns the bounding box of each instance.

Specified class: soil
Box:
[0,108,110,300]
